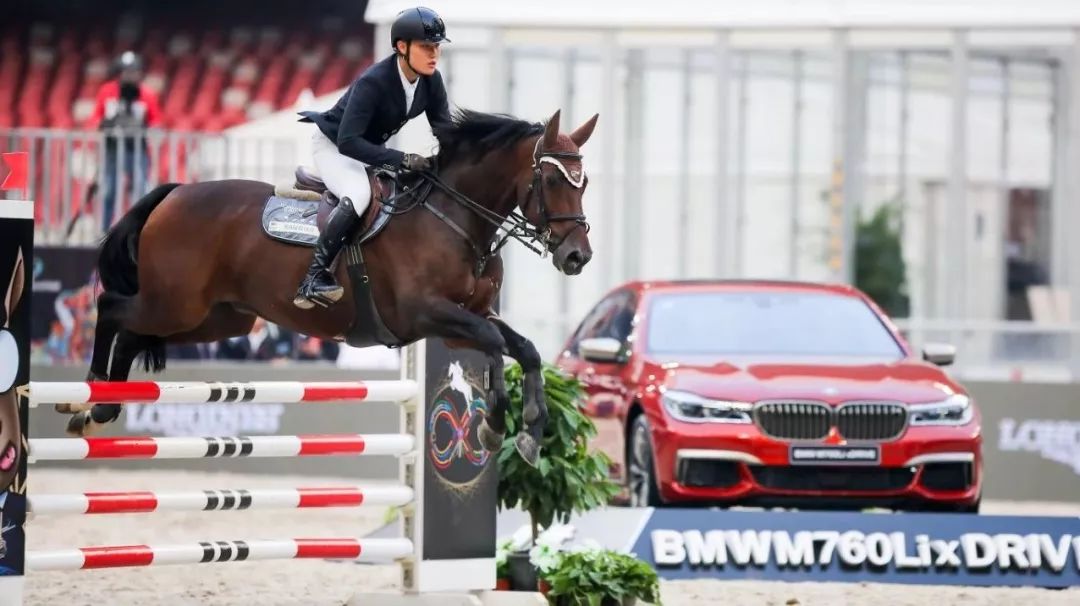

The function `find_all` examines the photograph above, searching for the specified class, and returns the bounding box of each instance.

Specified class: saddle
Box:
[261,166,400,248]
[259,166,416,350]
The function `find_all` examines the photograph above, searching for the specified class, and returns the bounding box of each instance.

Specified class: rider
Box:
[293,6,452,309]
[89,51,161,232]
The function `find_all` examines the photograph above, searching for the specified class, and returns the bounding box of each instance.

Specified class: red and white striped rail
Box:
[29,485,415,515]
[27,380,419,406]
[28,434,414,461]
[26,537,414,571]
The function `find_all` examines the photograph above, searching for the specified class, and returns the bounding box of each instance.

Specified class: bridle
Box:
[521,137,590,254]
[386,134,590,276]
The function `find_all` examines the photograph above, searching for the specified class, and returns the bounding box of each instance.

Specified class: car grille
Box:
[754,402,831,440]
[754,401,909,441]
[751,465,915,492]
[837,402,908,440]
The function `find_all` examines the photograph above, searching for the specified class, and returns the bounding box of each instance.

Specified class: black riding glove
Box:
[401,153,431,171]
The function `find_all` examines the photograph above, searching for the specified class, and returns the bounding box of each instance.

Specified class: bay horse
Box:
[57,108,599,467]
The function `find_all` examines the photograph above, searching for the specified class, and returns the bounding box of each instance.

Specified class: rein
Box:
[379,137,588,276]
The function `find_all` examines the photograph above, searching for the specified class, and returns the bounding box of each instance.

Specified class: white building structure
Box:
[12,1,1080,378]
[358,0,1080,379]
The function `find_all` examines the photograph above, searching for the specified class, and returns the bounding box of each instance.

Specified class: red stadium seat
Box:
[0,6,374,221]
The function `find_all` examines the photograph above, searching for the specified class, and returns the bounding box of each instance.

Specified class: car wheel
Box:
[628,415,662,507]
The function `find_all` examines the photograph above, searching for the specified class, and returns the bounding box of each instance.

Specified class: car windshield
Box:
[644,289,904,358]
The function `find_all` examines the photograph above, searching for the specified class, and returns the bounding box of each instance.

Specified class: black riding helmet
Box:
[390,6,450,51]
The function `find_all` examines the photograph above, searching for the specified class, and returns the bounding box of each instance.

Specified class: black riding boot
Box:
[293,198,360,309]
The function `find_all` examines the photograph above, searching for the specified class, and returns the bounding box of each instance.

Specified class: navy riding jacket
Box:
[298,54,451,169]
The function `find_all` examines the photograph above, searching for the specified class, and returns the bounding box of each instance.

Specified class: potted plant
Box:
[496,361,620,590]
[494,535,515,590]
[544,548,663,606]
[529,525,574,595]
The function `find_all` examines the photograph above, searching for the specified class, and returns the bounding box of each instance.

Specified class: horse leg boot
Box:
[476,347,510,455]
[293,198,360,309]
[488,315,547,463]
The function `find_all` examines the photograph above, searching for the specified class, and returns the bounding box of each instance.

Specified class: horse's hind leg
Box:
[57,291,126,415]
[66,329,148,436]
[66,304,256,437]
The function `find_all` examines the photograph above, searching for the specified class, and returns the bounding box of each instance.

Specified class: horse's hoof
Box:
[523,402,540,425]
[56,402,93,414]
[514,432,540,468]
[477,420,506,452]
[90,405,121,424]
[65,411,94,437]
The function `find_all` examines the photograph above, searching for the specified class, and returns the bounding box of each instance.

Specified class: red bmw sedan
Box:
[555,280,982,512]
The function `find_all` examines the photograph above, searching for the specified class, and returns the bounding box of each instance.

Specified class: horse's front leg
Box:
[414,300,536,465]
[486,312,547,467]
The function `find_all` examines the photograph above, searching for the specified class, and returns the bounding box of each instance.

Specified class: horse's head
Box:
[518,110,598,276]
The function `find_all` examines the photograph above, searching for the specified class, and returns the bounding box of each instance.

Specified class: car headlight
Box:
[660,389,752,424]
[909,394,973,426]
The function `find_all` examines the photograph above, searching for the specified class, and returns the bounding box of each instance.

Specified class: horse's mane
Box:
[433,109,544,165]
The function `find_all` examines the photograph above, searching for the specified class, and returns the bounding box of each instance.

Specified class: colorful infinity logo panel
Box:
[428,396,490,470]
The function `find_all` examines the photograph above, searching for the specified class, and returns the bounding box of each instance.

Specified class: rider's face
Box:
[400,41,440,76]
[119,67,142,85]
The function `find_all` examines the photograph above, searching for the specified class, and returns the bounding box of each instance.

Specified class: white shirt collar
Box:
[397,58,419,112]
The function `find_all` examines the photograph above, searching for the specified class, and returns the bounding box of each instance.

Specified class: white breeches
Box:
[311,130,371,216]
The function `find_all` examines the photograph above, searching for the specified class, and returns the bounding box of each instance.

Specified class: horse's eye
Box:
[0,329,17,393]
[545,174,560,187]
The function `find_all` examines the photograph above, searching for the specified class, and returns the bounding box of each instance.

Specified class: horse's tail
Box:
[96,182,181,373]
[97,182,181,296]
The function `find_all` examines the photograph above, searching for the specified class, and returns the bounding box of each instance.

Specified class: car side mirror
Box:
[922,342,956,366]
[578,337,624,363]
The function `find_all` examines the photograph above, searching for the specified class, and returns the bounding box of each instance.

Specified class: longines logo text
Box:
[998,417,1080,475]
[125,403,286,437]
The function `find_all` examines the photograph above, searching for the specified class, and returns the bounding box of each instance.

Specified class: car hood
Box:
[653,355,964,404]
